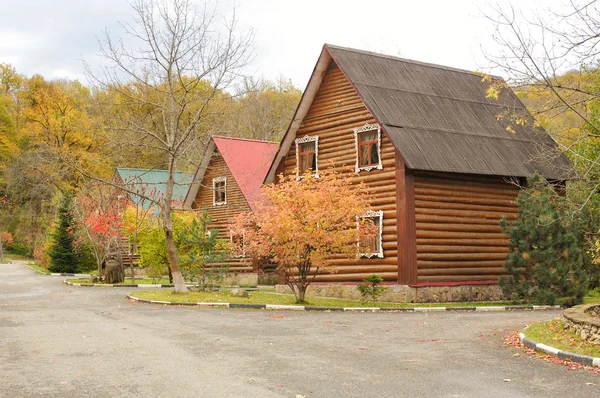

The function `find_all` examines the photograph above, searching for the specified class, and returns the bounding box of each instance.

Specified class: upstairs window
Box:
[357,210,384,258]
[354,123,382,172]
[295,136,319,177]
[213,177,227,205]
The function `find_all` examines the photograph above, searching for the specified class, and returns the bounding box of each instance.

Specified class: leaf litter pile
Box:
[504,330,600,374]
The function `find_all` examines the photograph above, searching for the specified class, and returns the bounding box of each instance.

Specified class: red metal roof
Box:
[212,136,279,210]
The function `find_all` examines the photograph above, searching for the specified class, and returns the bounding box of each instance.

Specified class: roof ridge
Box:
[212,135,279,144]
[325,44,502,80]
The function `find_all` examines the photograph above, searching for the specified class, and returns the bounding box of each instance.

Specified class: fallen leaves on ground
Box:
[504,330,600,374]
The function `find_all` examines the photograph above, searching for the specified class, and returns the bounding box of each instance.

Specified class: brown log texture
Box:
[414,172,519,282]
[281,62,398,282]
[191,151,251,239]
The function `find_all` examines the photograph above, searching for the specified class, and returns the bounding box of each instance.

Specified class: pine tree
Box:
[500,173,591,306]
[48,193,79,273]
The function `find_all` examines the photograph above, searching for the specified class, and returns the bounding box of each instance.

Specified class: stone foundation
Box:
[274,283,503,303]
[124,268,259,286]
[222,273,258,286]
[563,304,600,344]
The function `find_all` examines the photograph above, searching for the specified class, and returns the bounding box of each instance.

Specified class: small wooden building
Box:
[114,168,194,210]
[264,44,573,287]
[184,136,279,238]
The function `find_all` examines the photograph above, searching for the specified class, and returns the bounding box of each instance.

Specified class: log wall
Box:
[281,62,398,282]
[191,151,251,239]
[414,171,520,283]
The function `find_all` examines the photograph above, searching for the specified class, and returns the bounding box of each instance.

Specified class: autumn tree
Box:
[19,76,107,189]
[482,1,600,203]
[223,76,301,142]
[122,195,155,284]
[231,170,377,304]
[73,182,125,279]
[85,0,253,293]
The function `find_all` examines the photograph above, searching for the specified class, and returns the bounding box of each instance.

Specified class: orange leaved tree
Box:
[231,170,377,304]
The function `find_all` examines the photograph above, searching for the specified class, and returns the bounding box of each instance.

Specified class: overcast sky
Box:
[0,0,559,89]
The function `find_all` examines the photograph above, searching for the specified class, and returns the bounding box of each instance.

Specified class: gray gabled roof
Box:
[327,45,574,180]
[265,44,574,183]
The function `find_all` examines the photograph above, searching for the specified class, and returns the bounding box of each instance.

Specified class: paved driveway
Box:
[1,261,598,397]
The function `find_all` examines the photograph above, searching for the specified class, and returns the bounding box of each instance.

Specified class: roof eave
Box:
[183,139,216,208]
[264,46,333,184]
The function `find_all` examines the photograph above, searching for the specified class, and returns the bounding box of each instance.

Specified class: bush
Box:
[357,274,386,305]
[500,173,592,306]
[178,210,228,290]
[137,210,195,283]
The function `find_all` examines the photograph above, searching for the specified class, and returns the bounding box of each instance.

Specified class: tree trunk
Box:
[297,285,307,304]
[162,161,187,293]
[129,252,135,284]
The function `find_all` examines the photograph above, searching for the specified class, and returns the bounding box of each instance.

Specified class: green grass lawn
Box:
[66,277,171,285]
[584,288,600,304]
[129,289,523,308]
[24,262,50,274]
[524,318,600,358]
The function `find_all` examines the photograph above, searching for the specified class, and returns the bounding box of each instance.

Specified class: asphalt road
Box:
[1,260,599,397]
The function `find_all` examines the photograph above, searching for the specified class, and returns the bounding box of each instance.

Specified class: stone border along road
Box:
[126,293,562,313]
[520,328,600,367]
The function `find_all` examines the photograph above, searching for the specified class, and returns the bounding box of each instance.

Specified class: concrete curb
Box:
[519,328,600,367]
[126,294,562,313]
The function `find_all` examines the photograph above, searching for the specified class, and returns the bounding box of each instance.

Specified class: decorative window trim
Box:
[354,123,383,173]
[229,229,246,258]
[357,210,384,258]
[295,135,319,178]
[212,176,227,206]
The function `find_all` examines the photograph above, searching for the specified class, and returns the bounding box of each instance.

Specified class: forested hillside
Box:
[0,63,300,255]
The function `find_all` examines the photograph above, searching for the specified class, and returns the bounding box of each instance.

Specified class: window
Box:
[357,210,384,258]
[213,177,227,205]
[354,123,382,172]
[295,135,319,177]
[230,229,246,258]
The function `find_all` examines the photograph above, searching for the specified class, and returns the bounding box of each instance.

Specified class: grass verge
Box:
[584,288,600,304]
[130,289,523,308]
[25,262,50,274]
[66,277,171,285]
[524,318,600,358]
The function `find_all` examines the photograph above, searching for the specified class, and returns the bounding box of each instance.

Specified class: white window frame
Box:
[212,176,227,206]
[357,210,384,258]
[354,123,383,173]
[295,135,319,178]
[229,229,246,258]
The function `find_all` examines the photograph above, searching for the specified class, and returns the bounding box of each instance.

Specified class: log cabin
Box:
[264,44,574,296]
[184,136,279,275]
[185,136,279,234]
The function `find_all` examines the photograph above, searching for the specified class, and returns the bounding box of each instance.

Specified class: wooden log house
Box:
[264,44,574,287]
[184,136,279,273]
[113,168,194,267]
